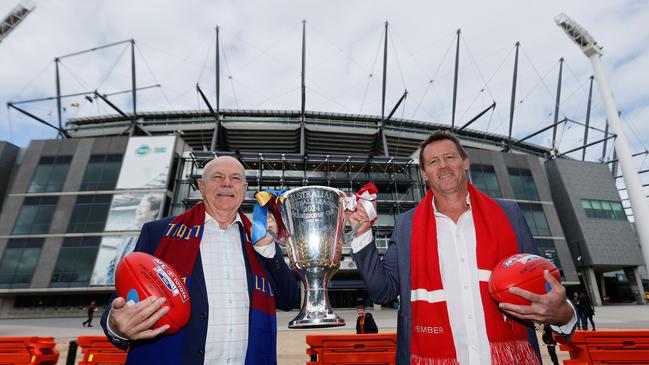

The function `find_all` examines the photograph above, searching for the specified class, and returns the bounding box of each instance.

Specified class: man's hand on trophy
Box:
[256,214,278,246]
[346,199,376,238]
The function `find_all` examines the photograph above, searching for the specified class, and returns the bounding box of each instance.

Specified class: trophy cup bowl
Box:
[278,186,347,328]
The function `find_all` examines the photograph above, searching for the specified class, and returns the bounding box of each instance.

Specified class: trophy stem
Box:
[288,268,345,328]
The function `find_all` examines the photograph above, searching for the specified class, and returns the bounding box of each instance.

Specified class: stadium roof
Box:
[66,109,552,158]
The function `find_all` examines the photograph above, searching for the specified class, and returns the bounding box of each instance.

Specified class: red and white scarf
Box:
[409,184,538,364]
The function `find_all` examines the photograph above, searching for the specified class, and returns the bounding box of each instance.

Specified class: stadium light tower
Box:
[0,0,36,43]
[555,13,649,277]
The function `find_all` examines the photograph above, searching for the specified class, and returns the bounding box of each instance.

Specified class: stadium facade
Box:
[0,109,646,318]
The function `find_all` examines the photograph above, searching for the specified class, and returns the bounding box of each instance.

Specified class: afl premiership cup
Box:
[278,186,347,328]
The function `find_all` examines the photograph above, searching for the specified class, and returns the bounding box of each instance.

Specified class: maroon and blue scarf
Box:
[154,201,277,364]
[410,184,538,364]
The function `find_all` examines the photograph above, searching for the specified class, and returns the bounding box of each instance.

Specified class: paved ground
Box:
[2,305,648,364]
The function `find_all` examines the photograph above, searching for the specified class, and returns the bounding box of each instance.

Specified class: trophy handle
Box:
[265,202,288,246]
[343,222,363,244]
[267,230,285,246]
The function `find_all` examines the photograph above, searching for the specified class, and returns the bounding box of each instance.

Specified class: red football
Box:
[488,253,560,305]
[115,252,191,334]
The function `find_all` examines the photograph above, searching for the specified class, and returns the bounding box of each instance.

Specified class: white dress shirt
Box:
[201,213,276,364]
[202,213,250,364]
[352,194,576,364]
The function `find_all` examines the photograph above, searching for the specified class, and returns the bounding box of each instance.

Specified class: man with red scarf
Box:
[348,131,577,364]
[100,156,299,365]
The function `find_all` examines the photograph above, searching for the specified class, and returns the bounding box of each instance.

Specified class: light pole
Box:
[555,13,649,280]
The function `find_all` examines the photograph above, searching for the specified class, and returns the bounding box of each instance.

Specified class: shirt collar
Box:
[204,211,243,228]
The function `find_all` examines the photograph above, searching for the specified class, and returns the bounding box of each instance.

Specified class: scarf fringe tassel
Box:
[410,354,459,365]
[490,340,540,365]
[410,341,538,365]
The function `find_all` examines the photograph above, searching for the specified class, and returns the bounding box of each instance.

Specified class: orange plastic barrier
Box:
[75,336,126,365]
[0,336,59,365]
[306,333,397,365]
[557,330,649,364]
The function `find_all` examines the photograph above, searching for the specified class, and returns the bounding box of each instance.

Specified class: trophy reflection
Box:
[278,186,348,328]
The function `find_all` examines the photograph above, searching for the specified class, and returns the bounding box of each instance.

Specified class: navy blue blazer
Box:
[352,199,543,365]
[101,215,299,365]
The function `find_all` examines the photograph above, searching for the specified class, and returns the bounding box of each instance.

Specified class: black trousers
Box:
[546,344,559,365]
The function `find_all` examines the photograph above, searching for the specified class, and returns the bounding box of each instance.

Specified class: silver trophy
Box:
[277,186,349,328]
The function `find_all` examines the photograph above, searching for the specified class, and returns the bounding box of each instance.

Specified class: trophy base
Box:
[289,317,346,329]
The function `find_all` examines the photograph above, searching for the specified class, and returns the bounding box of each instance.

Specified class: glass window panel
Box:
[27,165,52,192]
[12,197,58,235]
[15,247,41,274]
[484,175,501,198]
[470,164,502,198]
[0,275,13,285]
[47,165,69,191]
[534,211,551,235]
[0,239,43,288]
[50,237,100,287]
[612,201,623,211]
[76,248,98,271]
[82,165,102,182]
[53,248,77,272]
[33,205,56,224]
[14,206,38,225]
[583,199,627,220]
[0,249,21,278]
[377,208,395,227]
[81,154,122,191]
[28,156,71,193]
[519,203,551,237]
[600,201,614,218]
[508,168,539,201]
[67,195,112,233]
[11,225,30,235]
[611,202,626,219]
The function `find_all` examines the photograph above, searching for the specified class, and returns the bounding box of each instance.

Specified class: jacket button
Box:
[201,311,208,319]
[197,349,204,356]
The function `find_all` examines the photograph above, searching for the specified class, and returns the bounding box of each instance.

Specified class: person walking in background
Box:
[82,300,96,327]
[573,292,582,329]
[356,305,378,334]
[542,325,560,365]
[578,292,596,330]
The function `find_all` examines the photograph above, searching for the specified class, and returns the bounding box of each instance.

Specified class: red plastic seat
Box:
[0,336,59,365]
[557,330,649,364]
[306,333,397,365]
[75,336,126,365]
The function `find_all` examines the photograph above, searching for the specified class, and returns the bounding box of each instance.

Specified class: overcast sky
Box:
[1,0,648,179]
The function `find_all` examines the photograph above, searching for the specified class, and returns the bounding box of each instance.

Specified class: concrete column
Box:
[0,296,13,317]
[584,267,602,306]
[599,273,607,299]
[624,267,647,305]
